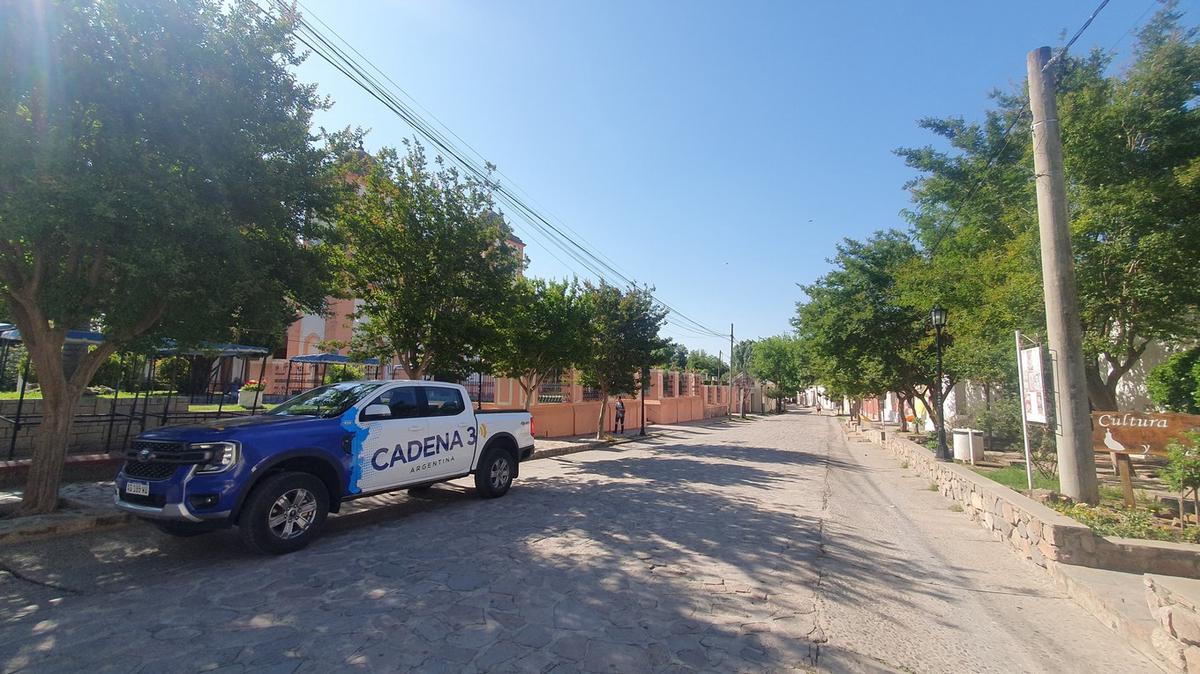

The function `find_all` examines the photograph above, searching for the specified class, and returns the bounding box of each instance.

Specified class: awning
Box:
[156,340,270,357]
[290,353,380,365]
[0,329,270,356]
[0,328,106,345]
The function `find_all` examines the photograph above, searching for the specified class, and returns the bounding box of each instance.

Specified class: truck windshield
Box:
[267,382,383,418]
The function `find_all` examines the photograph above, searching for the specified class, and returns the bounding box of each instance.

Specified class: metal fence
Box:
[458,373,496,403]
[538,373,568,404]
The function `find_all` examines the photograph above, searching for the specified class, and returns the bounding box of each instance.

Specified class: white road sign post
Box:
[1015,331,1047,491]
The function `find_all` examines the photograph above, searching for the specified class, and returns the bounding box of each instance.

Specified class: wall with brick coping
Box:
[862,428,1200,578]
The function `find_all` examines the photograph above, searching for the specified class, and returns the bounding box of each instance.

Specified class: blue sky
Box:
[294,0,1164,356]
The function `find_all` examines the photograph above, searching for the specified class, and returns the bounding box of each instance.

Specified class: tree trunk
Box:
[1084,362,1118,411]
[595,390,608,440]
[18,396,76,514]
[520,373,543,410]
[13,324,116,515]
[897,393,909,432]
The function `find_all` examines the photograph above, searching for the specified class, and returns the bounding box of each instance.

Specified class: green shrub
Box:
[323,364,364,385]
[1148,348,1200,414]
[1162,432,1200,492]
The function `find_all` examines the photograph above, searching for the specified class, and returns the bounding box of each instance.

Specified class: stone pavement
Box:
[0,412,1155,673]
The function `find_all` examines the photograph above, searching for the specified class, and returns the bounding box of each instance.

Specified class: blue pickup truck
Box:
[114,380,535,554]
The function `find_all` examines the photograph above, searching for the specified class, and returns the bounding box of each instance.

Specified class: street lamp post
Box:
[931,305,949,461]
[640,364,648,437]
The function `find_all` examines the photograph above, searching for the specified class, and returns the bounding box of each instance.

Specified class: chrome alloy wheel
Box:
[489,457,512,490]
[267,488,317,540]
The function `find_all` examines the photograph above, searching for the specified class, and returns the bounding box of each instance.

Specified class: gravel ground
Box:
[0,412,1153,673]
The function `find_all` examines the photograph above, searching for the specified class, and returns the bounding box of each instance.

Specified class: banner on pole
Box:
[1019,346,1047,424]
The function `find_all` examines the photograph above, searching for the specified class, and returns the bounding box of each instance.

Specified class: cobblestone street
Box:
[0,412,1154,673]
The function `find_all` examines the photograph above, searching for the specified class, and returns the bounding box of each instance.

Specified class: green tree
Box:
[490,278,591,409]
[749,335,809,413]
[1148,348,1200,414]
[1162,432,1200,526]
[652,339,688,370]
[733,339,755,378]
[793,231,949,427]
[686,350,724,378]
[335,140,522,381]
[0,0,341,513]
[577,283,667,439]
[897,4,1200,410]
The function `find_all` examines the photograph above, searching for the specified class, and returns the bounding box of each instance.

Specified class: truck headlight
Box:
[193,442,239,474]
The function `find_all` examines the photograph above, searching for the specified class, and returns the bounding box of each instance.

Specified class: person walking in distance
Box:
[614,397,626,434]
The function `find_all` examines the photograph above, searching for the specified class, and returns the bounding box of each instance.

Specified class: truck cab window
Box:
[422,386,465,417]
[362,386,421,421]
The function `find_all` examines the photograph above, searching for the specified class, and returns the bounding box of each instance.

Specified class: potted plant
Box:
[238,380,264,408]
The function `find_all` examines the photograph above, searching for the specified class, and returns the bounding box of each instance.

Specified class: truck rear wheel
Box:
[238,471,329,555]
[474,447,515,499]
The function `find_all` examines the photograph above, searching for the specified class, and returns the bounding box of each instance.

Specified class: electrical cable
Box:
[265,1,729,338]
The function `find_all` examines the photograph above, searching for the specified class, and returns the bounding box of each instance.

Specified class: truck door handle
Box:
[408,425,422,432]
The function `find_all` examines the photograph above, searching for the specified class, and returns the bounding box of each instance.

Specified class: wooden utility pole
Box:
[1027,46,1099,504]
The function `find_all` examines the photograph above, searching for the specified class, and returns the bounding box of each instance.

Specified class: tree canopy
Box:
[0,0,342,513]
[577,283,667,438]
[748,335,809,411]
[336,139,522,381]
[490,278,591,409]
[894,4,1200,410]
[793,231,948,418]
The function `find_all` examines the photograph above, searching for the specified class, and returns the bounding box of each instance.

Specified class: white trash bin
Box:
[952,428,984,463]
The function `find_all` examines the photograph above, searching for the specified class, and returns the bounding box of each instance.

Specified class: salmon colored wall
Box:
[524,397,643,439]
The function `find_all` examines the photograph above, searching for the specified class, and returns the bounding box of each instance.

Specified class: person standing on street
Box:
[614,397,626,434]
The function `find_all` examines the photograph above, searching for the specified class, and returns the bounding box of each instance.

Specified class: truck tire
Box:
[474,447,515,499]
[237,471,329,555]
[151,520,211,538]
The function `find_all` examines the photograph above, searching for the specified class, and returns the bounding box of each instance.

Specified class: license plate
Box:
[125,481,150,497]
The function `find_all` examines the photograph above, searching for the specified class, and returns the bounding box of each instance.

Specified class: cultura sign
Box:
[1091,411,1200,457]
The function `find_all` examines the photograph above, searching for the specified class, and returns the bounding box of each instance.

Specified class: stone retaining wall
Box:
[862,429,1096,569]
[861,428,1200,578]
[1146,575,1200,671]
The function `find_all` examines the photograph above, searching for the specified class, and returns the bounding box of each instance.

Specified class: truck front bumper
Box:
[113,497,231,522]
[115,465,237,523]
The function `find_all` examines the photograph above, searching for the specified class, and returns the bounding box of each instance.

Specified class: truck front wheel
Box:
[238,471,329,555]
[474,447,515,499]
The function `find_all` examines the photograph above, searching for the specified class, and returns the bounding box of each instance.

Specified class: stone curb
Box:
[531,432,659,461]
[0,499,134,546]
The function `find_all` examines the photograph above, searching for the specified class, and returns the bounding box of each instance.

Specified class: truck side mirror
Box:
[363,404,392,419]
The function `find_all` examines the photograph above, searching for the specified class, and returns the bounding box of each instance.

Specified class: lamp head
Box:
[931,305,948,329]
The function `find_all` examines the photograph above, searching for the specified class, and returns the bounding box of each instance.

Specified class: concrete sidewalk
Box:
[846,418,1174,671]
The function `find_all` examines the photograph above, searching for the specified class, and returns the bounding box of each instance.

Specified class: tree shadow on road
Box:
[1,438,964,673]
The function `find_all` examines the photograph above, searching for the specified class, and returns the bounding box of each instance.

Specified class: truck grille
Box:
[124,440,210,464]
[123,460,180,481]
[130,440,186,455]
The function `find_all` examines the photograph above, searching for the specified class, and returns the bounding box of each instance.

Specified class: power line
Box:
[262,1,728,339]
[1043,0,1112,72]
[291,0,640,287]
[1106,0,1159,55]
